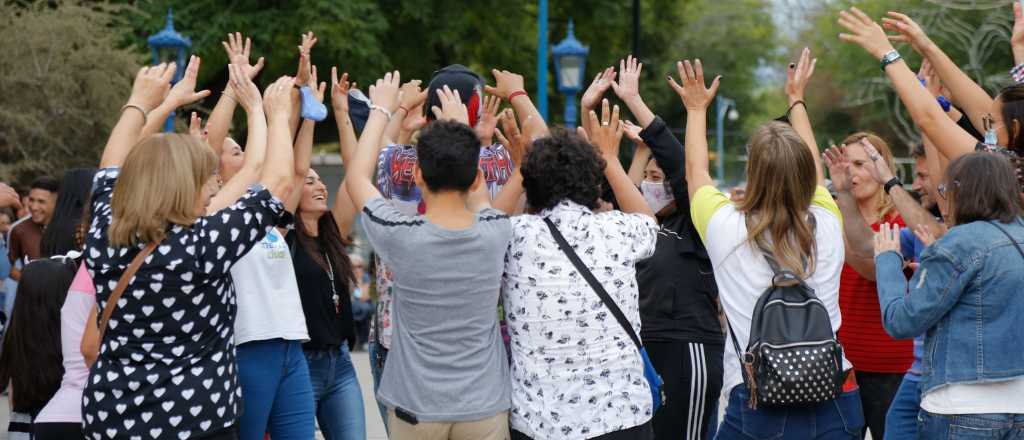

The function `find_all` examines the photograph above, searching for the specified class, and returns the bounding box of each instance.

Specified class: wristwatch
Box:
[883,177,902,195]
[880,50,903,72]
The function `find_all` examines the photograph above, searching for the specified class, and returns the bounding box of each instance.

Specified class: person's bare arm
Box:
[486,70,549,140]
[138,56,212,140]
[839,7,977,161]
[286,66,326,213]
[668,60,719,199]
[580,65,616,135]
[823,145,877,279]
[81,304,100,368]
[208,65,269,213]
[624,123,651,187]
[346,72,402,211]
[859,140,945,239]
[330,68,359,166]
[207,33,266,155]
[260,76,300,202]
[586,100,653,219]
[883,12,993,134]
[785,48,825,185]
[99,63,176,168]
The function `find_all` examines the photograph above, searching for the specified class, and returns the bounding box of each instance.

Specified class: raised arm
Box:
[207,32,265,156]
[208,64,269,213]
[824,144,884,280]
[586,99,653,219]
[785,48,825,185]
[1014,2,1024,67]
[290,33,317,139]
[486,70,549,140]
[611,55,656,128]
[860,140,945,238]
[99,63,176,168]
[668,59,720,199]
[839,7,978,161]
[623,121,651,187]
[286,67,326,214]
[580,66,616,135]
[330,68,359,166]
[138,55,212,139]
[475,95,502,146]
[883,12,993,134]
[260,76,299,202]
[346,71,402,211]
[383,80,422,146]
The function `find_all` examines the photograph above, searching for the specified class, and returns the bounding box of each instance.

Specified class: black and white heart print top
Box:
[82,168,285,440]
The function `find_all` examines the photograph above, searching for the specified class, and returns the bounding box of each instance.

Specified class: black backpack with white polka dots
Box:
[727,254,845,409]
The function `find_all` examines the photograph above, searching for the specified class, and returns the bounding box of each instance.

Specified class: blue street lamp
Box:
[147,9,191,132]
[715,96,739,183]
[551,20,589,129]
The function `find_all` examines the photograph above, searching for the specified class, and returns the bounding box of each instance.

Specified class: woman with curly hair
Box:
[500,100,659,440]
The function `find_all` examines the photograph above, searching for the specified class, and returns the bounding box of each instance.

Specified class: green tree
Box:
[0,2,140,183]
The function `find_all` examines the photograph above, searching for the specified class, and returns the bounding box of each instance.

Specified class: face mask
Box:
[641,180,674,213]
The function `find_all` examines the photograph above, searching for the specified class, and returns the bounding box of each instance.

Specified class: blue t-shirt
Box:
[900,227,927,381]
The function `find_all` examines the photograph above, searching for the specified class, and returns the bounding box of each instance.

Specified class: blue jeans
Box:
[716,385,864,439]
[368,341,389,434]
[236,339,315,440]
[304,345,366,440]
[883,376,920,440]
[919,412,1024,439]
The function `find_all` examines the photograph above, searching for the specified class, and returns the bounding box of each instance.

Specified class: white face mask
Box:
[641,180,673,214]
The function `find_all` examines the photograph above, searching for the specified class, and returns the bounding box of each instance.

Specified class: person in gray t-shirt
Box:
[345,73,515,439]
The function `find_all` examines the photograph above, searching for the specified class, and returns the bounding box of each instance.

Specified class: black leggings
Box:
[646,341,725,440]
[512,422,653,440]
[33,422,82,440]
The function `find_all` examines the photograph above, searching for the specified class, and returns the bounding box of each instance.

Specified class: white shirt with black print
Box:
[502,201,658,439]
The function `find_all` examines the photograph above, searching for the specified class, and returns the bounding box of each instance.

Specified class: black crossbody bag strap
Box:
[543,218,642,350]
[987,220,1024,261]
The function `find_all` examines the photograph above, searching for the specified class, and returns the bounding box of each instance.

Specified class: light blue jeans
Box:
[236,339,315,440]
[883,376,920,440]
[304,345,366,440]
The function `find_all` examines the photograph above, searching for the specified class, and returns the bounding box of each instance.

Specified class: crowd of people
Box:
[0,4,1022,440]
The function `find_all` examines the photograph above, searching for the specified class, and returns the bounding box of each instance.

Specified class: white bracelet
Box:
[369,104,393,120]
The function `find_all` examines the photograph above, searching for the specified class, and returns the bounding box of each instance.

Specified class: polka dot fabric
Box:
[754,343,843,406]
[82,168,285,439]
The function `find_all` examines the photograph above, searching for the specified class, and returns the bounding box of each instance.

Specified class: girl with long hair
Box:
[0,258,76,440]
[675,52,863,439]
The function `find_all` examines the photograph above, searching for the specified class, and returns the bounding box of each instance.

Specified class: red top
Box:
[837,215,914,373]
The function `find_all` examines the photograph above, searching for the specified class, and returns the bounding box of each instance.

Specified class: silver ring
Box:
[601,122,610,127]
[869,154,879,161]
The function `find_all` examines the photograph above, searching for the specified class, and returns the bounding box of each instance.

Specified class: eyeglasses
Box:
[937,180,960,200]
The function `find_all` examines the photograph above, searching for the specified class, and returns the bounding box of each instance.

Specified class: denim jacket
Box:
[874,217,1024,395]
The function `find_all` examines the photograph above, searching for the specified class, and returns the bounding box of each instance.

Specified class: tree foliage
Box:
[0,2,139,183]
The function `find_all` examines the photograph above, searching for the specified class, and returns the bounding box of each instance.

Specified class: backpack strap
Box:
[97,243,157,343]
[543,218,642,351]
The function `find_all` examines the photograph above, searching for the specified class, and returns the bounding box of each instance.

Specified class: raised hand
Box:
[127,62,176,112]
[913,224,937,247]
[221,32,264,80]
[822,144,853,192]
[164,55,211,108]
[264,76,297,120]
[622,120,644,145]
[368,71,402,114]
[496,109,529,165]
[610,55,642,102]
[430,85,469,125]
[401,104,427,133]
[581,66,616,110]
[296,32,317,85]
[228,63,264,113]
[918,58,944,98]
[0,183,21,211]
[330,67,354,114]
[585,99,624,158]
[188,112,206,140]
[859,138,895,184]
[874,222,902,256]
[838,7,896,60]
[308,65,327,103]
[667,59,721,111]
[784,47,817,102]
[399,79,427,113]
[882,12,933,55]
[485,69,526,99]
[475,94,502,145]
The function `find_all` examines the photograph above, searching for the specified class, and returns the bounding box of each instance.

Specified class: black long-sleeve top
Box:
[635,116,724,345]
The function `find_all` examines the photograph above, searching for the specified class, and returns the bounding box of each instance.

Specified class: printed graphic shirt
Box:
[502,201,658,439]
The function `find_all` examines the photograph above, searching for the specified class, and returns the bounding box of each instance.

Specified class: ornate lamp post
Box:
[551,20,589,129]
[147,9,191,132]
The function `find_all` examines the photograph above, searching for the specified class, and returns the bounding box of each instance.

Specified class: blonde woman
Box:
[675,50,863,439]
[81,57,295,440]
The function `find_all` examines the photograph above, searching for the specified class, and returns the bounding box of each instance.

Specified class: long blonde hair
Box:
[736,122,818,278]
[842,132,897,222]
[108,134,218,247]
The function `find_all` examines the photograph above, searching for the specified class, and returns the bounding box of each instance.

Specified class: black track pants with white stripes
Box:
[647,341,724,440]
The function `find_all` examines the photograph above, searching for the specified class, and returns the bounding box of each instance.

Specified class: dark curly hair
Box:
[522,128,606,211]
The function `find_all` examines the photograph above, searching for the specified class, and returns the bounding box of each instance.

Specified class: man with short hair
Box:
[8,175,58,281]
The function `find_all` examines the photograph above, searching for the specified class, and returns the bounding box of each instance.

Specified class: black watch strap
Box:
[884,177,902,194]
